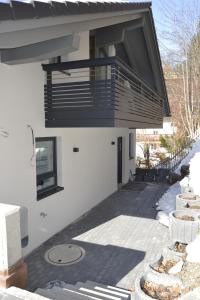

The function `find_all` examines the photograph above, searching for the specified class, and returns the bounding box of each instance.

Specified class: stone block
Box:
[0,261,27,289]
[0,204,22,271]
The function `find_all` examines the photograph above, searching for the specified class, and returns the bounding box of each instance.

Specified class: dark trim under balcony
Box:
[42,57,163,128]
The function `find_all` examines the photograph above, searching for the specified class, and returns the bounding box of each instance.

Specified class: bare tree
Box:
[154,0,200,138]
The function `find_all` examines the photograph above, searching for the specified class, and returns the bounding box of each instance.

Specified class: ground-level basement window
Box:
[35,137,63,200]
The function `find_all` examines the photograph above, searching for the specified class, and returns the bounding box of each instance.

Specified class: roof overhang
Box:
[0,1,170,117]
[0,2,150,48]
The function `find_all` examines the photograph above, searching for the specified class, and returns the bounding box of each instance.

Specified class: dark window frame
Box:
[35,137,63,200]
[129,133,134,160]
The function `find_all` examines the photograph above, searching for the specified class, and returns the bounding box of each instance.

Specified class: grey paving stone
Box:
[25,182,169,292]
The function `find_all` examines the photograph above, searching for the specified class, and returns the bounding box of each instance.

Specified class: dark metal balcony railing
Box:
[154,139,192,171]
[43,57,163,128]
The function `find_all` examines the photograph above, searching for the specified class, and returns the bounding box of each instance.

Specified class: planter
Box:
[135,272,200,300]
[135,276,154,300]
[167,242,187,258]
[135,273,182,300]
[176,193,200,210]
[185,203,200,212]
[169,210,200,244]
[150,255,183,275]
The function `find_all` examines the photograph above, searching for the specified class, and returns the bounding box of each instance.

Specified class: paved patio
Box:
[25,182,169,292]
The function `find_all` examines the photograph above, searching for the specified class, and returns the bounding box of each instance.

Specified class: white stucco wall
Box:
[0,31,135,255]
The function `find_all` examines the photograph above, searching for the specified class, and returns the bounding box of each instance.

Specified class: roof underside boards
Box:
[95,17,168,113]
[97,21,156,90]
[0,1,151,21]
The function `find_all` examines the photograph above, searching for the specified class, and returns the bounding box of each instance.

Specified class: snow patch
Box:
[156,138,200,226]
[186,235,200,263]
[156,211,170,227]
[175,138,200,174]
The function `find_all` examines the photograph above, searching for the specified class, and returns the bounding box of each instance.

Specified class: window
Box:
[89,33,96,59]
[35,137,63,200]
[129,133,135,159]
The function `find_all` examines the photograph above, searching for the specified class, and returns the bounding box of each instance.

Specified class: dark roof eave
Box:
[0,1,152,21]
[148,8,171,117]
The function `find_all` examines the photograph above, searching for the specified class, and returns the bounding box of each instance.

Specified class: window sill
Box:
[37,186,64,201]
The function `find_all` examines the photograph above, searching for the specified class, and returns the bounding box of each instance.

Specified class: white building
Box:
[0,0,169,257]
[136,117,175,158]
[137,117,175,136]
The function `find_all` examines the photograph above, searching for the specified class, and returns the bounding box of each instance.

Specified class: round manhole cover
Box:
[44,244,85,266]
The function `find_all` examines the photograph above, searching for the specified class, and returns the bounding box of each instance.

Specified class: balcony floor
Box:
[25,182,169,292]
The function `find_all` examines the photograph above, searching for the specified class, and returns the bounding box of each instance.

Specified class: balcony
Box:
[43,57,163,128]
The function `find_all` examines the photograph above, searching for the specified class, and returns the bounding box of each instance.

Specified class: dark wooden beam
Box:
[1,34,79,65]
[42,57,117,71]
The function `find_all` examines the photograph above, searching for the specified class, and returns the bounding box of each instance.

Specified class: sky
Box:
[135,0,200,61]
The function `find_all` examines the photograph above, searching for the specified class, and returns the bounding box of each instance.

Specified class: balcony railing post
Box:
[111,63,116,104]
[46,70,52,111]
